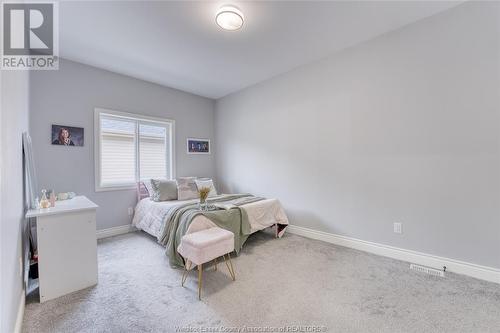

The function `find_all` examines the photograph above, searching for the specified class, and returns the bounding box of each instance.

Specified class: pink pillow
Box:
[137,182,150,201]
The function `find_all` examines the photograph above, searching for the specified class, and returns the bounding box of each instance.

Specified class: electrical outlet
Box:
[128,207,134,216]
[394,222,402,234]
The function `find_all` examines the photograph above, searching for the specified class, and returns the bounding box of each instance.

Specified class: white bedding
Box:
[132,196,288,239]
[240,198,289,234]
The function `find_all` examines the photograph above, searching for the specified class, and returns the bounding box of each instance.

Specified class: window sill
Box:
[95,185,136,193]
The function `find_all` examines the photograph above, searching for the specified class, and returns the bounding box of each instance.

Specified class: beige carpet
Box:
[23,230,500,332]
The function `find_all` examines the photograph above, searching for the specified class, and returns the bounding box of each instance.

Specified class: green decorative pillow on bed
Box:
[150,179,178,202]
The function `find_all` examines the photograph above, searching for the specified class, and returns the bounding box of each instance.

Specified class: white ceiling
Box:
[60,1,461,99]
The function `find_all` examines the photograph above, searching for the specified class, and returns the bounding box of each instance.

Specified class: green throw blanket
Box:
[158,194,264,267]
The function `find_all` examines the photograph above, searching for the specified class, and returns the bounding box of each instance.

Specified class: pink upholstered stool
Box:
[177,227,236,300]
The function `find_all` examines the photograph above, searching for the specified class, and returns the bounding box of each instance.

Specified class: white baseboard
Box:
[287,225,500,284]
[14,289,25,333]
[96,224,136,239]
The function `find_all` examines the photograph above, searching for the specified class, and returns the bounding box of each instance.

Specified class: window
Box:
[94,108,174,191]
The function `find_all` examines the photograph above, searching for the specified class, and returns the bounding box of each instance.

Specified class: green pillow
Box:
[150,179,178,201]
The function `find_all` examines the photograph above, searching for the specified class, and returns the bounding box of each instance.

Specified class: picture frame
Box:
[51,124,84,147]
[187,138,210,154]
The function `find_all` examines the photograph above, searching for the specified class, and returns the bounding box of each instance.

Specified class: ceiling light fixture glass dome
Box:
[216,5,244,31]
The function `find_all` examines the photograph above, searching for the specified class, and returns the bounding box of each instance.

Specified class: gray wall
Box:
[215,2,500,269]
[1,71,30,333]
[30,59,215,230]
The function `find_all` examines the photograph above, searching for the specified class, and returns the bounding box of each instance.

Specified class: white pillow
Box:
[177,177,199,200]
[195,178,217,197]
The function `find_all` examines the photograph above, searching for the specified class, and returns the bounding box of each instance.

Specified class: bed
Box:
[132,183,289,267]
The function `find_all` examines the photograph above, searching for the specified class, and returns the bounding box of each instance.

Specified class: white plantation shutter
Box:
[96,110,173,190]
[139,124,167,180]
[100,116,136,186]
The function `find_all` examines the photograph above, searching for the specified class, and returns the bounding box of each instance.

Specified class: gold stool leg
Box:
[223,254,236,281]
[181,260,191,287]
[198,264,203,300]
[227,254,236,281]
[213,257,218,271]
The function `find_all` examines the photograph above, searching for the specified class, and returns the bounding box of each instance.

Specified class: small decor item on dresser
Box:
[198,187,211,211]
[56,192,76,201]
[48,190,56,207]
[187,138,210,154]
[57,192,69,201]
[51,125,84,147]
[39,189,51,209]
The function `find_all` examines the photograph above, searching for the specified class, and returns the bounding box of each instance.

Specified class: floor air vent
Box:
[410,264,445,277]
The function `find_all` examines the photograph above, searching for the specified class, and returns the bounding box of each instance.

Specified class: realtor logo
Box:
[1,1,58,70]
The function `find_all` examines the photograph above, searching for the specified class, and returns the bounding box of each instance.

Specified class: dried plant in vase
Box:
[198,187,211,210]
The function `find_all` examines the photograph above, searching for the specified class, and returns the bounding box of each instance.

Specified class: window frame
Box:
[94,108,175,192]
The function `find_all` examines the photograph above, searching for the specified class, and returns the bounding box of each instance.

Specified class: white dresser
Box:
[26,196,98,303]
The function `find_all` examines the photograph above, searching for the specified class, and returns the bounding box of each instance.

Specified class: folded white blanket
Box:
[239,198,289,235]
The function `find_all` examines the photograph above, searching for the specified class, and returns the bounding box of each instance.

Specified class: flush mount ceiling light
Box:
[216,5,244,31]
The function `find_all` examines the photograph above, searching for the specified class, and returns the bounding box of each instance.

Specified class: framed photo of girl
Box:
[187,138,210,154]
[51,125,84,147]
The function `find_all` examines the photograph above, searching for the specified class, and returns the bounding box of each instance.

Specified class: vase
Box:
[40,189,50,209]
[199,199,207,211]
